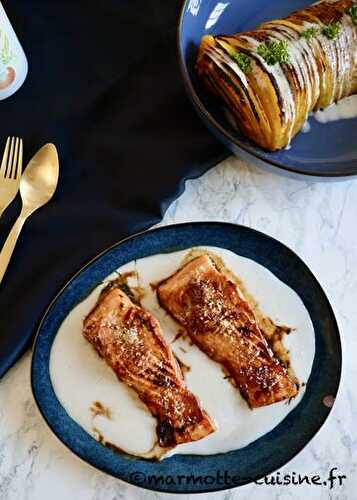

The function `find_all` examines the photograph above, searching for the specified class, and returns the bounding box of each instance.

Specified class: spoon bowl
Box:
[20,143,59,214]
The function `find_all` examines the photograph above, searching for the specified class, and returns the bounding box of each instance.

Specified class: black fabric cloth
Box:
[0,1,227,377]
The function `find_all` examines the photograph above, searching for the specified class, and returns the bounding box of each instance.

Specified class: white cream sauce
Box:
[314,94,357,123]
[50,247,315,459]
[302,120,311,133]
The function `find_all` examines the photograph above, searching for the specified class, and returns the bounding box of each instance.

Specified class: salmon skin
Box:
[83,284,215,449]
[158,255,298,408]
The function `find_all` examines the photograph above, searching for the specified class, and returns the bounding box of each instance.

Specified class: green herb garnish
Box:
[118,282,137,302]
[300,27,319,42]
[232,51,252,74]
[257,40,289,65]
[321,21,342,40]
[347,5,357,25]
[0,32,13,65]
[101,273,140,305]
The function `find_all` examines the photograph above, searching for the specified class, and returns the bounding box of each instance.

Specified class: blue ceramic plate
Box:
[178,0,357,177]
[31,223,341,493]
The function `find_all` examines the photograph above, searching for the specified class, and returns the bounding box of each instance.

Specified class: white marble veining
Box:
[1,156,357,499]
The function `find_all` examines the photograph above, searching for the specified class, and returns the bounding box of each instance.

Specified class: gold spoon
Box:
[0,143,59,284]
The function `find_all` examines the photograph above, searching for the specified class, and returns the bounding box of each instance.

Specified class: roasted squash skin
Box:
[197,0,357,151]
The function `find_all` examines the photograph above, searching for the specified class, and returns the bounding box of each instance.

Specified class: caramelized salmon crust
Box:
[158,255,299,408]
[83,286,215,449]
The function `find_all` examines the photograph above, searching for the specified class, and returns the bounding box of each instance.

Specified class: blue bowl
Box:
[31,222,342,493]
[178,0,357,177]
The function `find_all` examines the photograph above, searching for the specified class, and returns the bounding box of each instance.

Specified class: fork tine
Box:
[5,137,14,178]
[16,139,23,180]
[0,137,10,177]
[12,137,21,179]
[11,137,19,179]
[16,138,23,181]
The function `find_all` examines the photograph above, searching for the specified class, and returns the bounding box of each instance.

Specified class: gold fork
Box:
[0,137,23,218]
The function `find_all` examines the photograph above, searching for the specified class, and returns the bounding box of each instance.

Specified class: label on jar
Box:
[0,2,28,100]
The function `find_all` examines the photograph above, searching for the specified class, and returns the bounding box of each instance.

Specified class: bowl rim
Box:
[30,221,343,494]
[176,0,357,178]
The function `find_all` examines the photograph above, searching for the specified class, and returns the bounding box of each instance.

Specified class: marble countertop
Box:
[1,156,356,500]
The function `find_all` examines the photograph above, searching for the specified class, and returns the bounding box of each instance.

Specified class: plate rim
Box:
[31,221,343,494]
[177,0,357,178]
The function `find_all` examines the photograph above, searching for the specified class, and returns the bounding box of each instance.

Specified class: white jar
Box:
[0,2,28,100]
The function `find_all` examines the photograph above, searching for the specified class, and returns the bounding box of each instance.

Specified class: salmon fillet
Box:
[83,284,215,449]
[157,255,298,408]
